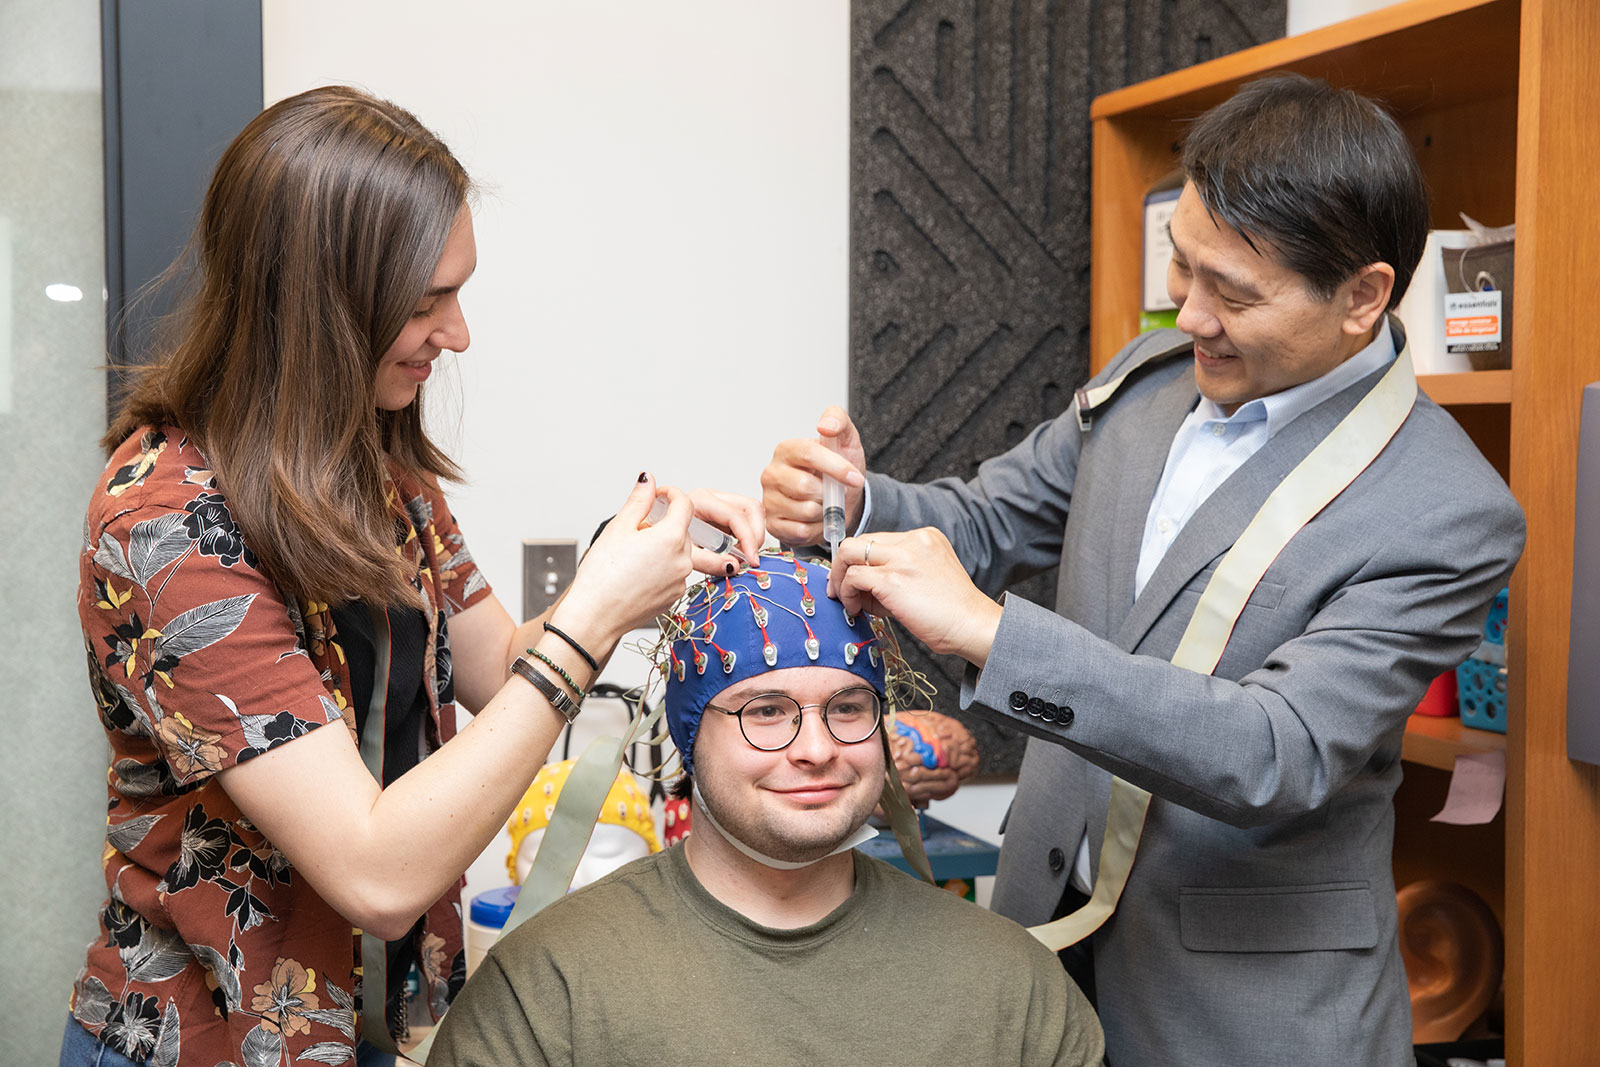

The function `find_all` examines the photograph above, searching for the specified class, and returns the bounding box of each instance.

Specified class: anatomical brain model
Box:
[889,709,980,804]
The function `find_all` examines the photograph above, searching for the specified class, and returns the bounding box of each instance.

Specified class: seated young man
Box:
[428,553,1104,1067]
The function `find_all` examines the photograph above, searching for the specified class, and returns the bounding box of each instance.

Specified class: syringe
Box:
[822,436,847,561]
[646,497,752,567]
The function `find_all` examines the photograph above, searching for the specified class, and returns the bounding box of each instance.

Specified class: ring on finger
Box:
[864,540,873,566]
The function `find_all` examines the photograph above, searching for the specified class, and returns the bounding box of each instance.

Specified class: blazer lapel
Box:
[1113,360,1397,655]
[1104,368,1200,622]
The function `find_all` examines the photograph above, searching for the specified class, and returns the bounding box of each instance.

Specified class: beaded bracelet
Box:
[543,621,600,671]
[526,647,583,698]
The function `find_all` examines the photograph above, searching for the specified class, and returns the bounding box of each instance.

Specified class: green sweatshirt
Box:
[430,844,1103,1066]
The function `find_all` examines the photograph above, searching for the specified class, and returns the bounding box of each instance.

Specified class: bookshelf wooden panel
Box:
[1502,1,1600,1061]
[1087,1,1600,1060]
[1419,370,1513,406]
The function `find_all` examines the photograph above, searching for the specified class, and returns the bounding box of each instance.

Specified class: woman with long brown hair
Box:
[61,85,761,1067]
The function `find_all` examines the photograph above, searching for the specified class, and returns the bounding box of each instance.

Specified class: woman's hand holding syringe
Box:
[646,489,766,573]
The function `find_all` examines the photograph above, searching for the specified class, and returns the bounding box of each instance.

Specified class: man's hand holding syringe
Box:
[758,405,869,552]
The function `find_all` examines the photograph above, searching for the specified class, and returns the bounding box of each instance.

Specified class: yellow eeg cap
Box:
[505,759,662,882]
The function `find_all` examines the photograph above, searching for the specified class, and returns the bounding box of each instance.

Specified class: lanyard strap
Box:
[359,619,629,1063]
[1072,334,1195,431]
[1030,346,1417,950]
[355,604,404,1054]
[878,721,937,884]
[375,724,633,1065]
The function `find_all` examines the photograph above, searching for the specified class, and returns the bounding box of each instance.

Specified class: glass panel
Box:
[0,0,114,1060]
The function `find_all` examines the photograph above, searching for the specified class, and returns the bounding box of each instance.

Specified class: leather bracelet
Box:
[510,656,582,723]
[526,647,582,698]
[543,621,599,671]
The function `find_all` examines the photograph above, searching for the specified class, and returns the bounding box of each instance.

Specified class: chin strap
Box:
[691,781,879,870]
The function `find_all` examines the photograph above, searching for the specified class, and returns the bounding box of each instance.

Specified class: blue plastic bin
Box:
[1457,588,1509,734]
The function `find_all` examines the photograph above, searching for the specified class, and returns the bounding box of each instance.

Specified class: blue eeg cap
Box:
[663,553,886,775]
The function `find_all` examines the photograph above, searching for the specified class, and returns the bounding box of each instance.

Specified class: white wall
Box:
[263,0,863,906]
[1287,0,1401,36]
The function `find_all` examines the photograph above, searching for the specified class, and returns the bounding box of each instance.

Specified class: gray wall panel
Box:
[103,0,262,409]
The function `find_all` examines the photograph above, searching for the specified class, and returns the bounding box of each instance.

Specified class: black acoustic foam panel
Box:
[851,0,1285,777]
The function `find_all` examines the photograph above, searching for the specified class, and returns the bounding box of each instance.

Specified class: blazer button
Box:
[1040,703,1057,723]
[1009,690,1029,712]
[1048,847,1066,872]
[1060,707,1075,727]
[1027,698,1046,718]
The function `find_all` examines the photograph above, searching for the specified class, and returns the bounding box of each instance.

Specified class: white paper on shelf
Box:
[1397,229,1475,374]
[1142,188,1182,312]
[1430,750,1506,825]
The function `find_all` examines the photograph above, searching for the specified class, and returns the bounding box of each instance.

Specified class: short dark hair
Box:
[1182,73,1428,310]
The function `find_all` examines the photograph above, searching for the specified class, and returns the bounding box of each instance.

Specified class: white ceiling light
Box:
[45,283,84,302]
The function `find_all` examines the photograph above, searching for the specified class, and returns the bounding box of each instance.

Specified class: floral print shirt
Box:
[71,428,491,1067]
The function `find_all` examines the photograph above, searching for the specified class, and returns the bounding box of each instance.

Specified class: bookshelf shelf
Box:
[1418,370,1513,406]
[1403,713,1507,772]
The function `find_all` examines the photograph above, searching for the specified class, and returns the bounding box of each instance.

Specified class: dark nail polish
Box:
[637,471,648,483]
[724,563,735,575]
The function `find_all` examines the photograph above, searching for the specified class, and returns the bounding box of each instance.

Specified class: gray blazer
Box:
[865,325,1524,1066]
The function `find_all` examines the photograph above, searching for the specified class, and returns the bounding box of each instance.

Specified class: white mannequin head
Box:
[513,821,654,888]
[506,761,660,890]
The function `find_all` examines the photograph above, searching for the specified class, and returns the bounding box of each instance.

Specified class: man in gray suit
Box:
[762,74,1523,1066]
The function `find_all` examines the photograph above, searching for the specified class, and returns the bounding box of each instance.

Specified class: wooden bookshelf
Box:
[1088,1,1600,1061]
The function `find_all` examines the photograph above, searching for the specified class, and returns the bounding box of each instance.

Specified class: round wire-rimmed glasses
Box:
[706,686,884,751]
